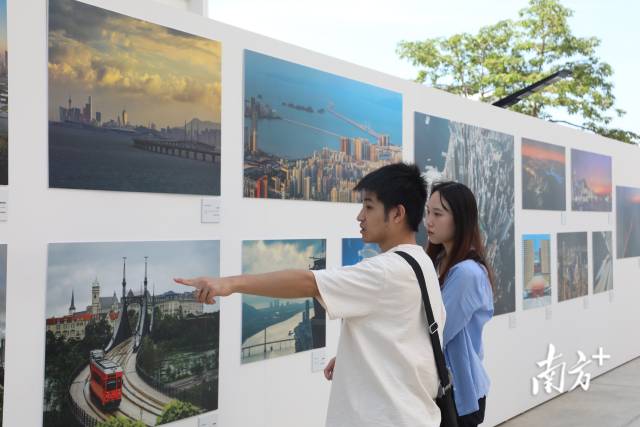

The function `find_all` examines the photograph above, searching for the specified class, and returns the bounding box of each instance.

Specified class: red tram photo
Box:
[89,349,123,410]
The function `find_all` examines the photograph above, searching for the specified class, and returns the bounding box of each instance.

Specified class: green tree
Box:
[397,0,639,144]
[84,317,113,351]
[44,317,115,426]
[97,416,145,427]
[156,400,201,425]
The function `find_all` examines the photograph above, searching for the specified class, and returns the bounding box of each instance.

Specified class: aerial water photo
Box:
[243,50,402,203]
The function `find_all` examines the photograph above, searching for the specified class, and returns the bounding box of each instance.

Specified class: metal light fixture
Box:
[492,69,573,108]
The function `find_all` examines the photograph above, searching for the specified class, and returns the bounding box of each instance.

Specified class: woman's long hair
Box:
[425,181,495,291]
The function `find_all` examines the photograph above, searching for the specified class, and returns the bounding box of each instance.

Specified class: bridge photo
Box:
[43,240,220,427]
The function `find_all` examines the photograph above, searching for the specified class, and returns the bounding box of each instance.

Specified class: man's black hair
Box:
[354,163,427,232]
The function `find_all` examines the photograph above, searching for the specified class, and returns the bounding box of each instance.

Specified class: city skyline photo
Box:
[571,149,612,212]
[243,50,402,203]
[0,0,8,186]
[48,0,222,195]
[522,234,552,310]
[414,111,516,316]
[522,138,566,211]
[557,232,588,302]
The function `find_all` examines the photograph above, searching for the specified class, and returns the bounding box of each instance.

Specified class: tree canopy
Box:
[156,400,201,425]
[397,0,638,144]
[97,416,145,427]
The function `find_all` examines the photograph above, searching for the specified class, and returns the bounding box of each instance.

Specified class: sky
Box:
[0,0,6,53]
[46,240,220,318]
[244,49,403,158]
[571,149,612,196]
[48,0,221,127]
[341,238,381,266]
[207,0,639,136]
[522,138,565,164]
[618,186,640,205]
[523,234,549,257]
[242,239,325,274]
[242,239,325,308]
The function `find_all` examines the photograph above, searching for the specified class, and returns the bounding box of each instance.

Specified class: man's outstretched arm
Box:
[174,269,319,304]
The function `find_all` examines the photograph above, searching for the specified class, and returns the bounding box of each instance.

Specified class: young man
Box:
[175,163,446,427]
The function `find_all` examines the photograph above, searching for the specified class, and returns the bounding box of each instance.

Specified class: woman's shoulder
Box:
[446,260,493,307]
[449,259,487,279]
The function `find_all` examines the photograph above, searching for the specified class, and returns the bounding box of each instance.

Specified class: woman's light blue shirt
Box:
[441,259,494,416]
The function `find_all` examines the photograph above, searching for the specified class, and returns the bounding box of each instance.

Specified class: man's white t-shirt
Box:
[313,243,446,427]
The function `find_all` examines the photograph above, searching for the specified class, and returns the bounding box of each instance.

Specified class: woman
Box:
[425,181,494,427]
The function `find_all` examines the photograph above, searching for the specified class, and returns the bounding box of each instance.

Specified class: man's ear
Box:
[392,204,406,224]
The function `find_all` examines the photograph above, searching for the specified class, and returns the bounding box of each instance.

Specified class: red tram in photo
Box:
[89,349,123,410]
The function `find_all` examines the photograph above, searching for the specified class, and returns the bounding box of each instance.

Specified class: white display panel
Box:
[2,0,639,426]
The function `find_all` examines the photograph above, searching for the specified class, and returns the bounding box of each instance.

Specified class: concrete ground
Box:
[499,356,640,427]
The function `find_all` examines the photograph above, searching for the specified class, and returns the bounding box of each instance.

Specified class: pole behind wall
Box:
[189,0,208,16]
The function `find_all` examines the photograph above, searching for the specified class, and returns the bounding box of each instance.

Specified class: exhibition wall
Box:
[1,0,639,425]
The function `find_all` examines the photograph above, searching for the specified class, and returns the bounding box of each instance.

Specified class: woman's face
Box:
[425,191,455,246]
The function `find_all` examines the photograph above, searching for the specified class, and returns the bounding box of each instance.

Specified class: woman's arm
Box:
[442,263,486,344]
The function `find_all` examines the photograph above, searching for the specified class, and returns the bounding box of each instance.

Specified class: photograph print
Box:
[522,234,552,310]
[243,50,402,203]
[592,231,613,293]
[0,244,6,427]
[342,238,381,266]
[571,149,612,212]
[616,186,640,259]
[521,138,566,210]
[0,0,7,185]
[414,111,516,315]
[557,232,588,302]
[48,0,222,195]
[43,240,220,427]
[241,239,326,364]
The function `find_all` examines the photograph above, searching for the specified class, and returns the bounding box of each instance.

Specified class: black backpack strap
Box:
[395,250,452,397]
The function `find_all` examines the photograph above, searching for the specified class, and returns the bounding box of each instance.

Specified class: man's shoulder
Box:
[379,245,436,274]
[386,244,428,257]
[391,245,435,265]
